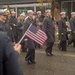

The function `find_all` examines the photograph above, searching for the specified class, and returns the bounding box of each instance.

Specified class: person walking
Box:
[23,10,36,64]
[43,9,55,56]
[58,12,67,51]
[0,9,23,75]
[17,12,27,52]
[9,11,18,42]
[69,12,75,48]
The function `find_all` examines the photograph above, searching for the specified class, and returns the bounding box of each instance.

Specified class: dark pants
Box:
[18,29,27,52]
[25,49,35,62]
[21,42,27,52]
[14,36,18,43]
[59,40,67,51]
[46,42,54,54]
[10,30,15,42]
[73,40,75,48]
[68,39,75,48]
[35,43,41,49]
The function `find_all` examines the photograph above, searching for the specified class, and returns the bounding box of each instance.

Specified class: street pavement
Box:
[19,44,75,75]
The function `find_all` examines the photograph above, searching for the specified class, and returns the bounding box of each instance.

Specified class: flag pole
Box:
[18,23,32,44]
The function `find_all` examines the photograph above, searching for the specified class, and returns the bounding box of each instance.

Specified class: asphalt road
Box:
[19,44,75,75]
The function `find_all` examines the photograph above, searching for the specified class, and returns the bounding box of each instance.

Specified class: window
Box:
[73,2,75,12]
[36,6,41,11]
[17,7,25,16]
[26,7,34,11]
[61,2,71,19]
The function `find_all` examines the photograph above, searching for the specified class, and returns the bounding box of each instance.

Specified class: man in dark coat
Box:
[0,9,22,75]
[0,9,23,75]
[70,12,75,48]
[43,9,55,56]
[33,11,43,49]
[58,12,67,51]
[9,11,18,42]
[23,10,36,64]
[33,11,43,28]
[0,9,7,31]
[0,9,10,36]
[17,12,25,41]
[17,12,26,52]
[0,31,23,75]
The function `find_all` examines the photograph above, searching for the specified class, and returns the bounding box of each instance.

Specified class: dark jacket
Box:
[58,18,67,41]
[9,16,18,36]
[43,16,55,43]
[33,16,43,28]
[0,31,23,75]
[9,16,17,27]
[0,21,6,31]
[70,17,75,40]
[23,17,35,49]
[0,20,11,38]
[17,19,24,30]
[17,19,24,40]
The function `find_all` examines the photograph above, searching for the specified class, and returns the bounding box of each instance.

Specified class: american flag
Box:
[25,24,48,46]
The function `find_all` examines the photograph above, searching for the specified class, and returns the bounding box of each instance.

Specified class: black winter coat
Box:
[0,31,23,75]
[23,17,35,49]
[0,20,10,37]
[70,17,75,40]
[43,16,55,43]
[58,18,67,41]
[9,16,18,36]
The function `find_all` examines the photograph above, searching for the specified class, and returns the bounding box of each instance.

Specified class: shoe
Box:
[25,58,28,61]
[30,60,36,64]
[25,58,32,64]
[50,53,53,56]
[73,46,75,48]
[27,60,32,64]
[46,52,51,56]
[31,61,36,64]
[57,46,62,50]
[62,50,67,52]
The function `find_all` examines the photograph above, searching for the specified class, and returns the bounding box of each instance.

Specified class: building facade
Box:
[0,0,75,19]
[0,0,52,16]
[61,0,75,18]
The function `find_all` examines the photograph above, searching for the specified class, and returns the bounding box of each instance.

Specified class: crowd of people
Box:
[0,8,75,75]
[0,9,23,75]
[58,12,75,51]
